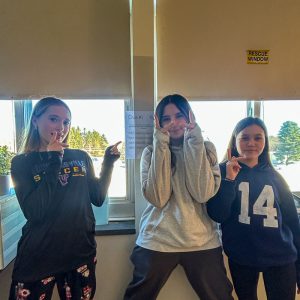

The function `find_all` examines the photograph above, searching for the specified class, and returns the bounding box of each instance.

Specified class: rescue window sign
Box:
[247,50,269,64]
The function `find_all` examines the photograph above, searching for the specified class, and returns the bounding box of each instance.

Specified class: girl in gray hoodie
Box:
[124,94,233,300]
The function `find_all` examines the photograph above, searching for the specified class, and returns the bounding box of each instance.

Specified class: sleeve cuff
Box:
[224,177,235,182]
[222,178,237,187]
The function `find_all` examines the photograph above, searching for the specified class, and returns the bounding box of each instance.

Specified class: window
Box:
[189,99,300,195]
[0,100,15,191]
[190,101,247,161]
[0,100,15,151]
[262,100,300,194]
[62,100,126,197]
[31,99,133,220]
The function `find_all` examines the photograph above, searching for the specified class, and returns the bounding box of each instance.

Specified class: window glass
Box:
[190,101,247,161]
[0,100,15,151]
[0,100,15,191]
[262,100,300,193]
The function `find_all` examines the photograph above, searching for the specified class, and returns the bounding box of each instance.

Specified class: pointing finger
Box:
[227,148,232,160]
[189,110,196,124]
[111,141,122,152]
[113,141,122,148]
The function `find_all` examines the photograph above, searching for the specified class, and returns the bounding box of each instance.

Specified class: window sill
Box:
[95,220,136,236]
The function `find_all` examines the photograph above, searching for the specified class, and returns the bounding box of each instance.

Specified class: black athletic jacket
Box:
[11,148,115,282]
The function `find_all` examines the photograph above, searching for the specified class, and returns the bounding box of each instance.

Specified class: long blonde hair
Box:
[21,97,71,153]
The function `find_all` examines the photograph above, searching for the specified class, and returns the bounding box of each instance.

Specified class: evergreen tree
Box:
[68,126,84,149]
[84,130,108,157]
[68,127,109,157]
[274,121,300,165]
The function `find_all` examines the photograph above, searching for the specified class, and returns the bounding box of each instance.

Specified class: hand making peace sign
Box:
[185,110,196,131]
[225,149,243,181]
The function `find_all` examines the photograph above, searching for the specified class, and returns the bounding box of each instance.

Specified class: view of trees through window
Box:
[1,99,299,199]
[263,100,300,193]
[68,126,125,161]
[69,126,109,157]
[0,101,15,152]
[190,100,300,193]
[269,121,300,165]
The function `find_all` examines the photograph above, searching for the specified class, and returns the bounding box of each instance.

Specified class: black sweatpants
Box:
[9,258,97,300]
[124,246,233,300]
[228,259,296,300]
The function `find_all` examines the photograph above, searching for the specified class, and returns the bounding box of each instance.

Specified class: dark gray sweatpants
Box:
[124,246,233,300]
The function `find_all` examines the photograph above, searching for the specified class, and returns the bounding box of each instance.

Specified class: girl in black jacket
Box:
[9,97,120,300]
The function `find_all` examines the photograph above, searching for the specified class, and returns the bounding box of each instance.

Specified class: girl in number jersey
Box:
[207,117,300,300]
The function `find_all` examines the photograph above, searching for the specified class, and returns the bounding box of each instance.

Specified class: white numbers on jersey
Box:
[238,182,278,228]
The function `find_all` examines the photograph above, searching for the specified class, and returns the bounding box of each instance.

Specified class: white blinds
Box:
[156,0,300,100]
[0,0,131,99]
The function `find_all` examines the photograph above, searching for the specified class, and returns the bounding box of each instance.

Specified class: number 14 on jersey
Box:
[239,182,279,228]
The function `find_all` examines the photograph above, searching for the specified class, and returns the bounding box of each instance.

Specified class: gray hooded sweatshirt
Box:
[136,124,221,252]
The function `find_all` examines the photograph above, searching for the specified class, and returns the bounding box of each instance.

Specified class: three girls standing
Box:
[9,96,300,300]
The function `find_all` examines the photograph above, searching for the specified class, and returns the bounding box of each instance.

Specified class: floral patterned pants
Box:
[9,257,97,300]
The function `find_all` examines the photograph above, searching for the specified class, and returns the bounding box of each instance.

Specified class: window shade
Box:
[156,0,300,100]
[0,0,131,99]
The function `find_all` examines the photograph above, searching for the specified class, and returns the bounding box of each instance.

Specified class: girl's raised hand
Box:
[225,149,242,181]
[110,141,122,156]
[185,110,196,131]
[47,131,69,154]
[104,141,121,163]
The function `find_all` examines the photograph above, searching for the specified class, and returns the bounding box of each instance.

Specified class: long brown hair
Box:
[21,97,71,153]
[225,117,272,166]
